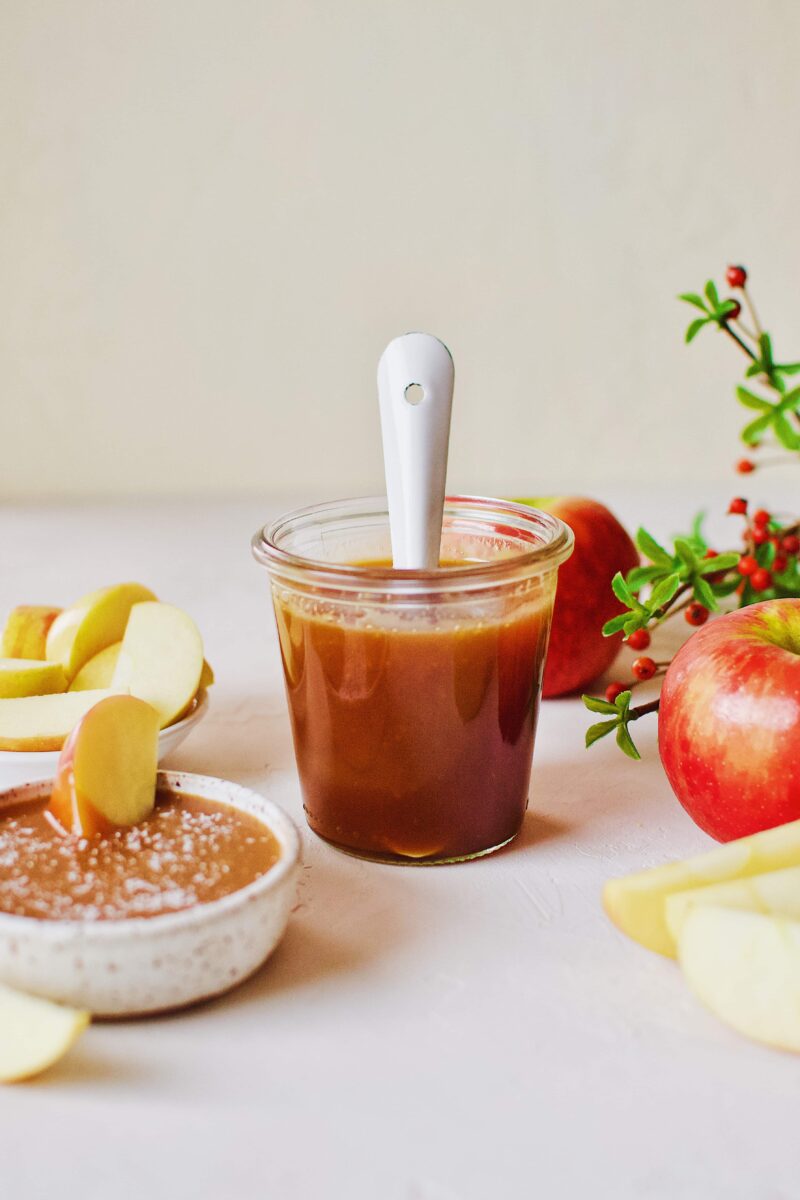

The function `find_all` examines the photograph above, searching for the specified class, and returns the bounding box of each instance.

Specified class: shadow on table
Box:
[197,846,416,1015]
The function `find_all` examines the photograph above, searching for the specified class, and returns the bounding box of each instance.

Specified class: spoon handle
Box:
[377,333,455,569]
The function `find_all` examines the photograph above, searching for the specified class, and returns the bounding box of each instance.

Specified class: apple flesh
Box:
[0,659,67,699]
[49,694,159,837]
[112,602,204,728]
[666,864,800,943]
[678,906,800,1052]
[659,598,800,841]
[604,815,800,956]
[0,983,89,1083]
[516,497,638,697]
[69,642,122,691]
[0,688,126,751]
[1,606,62,660]
[46,583,157,680]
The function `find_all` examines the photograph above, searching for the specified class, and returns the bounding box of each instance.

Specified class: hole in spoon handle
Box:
[377,333,455,570]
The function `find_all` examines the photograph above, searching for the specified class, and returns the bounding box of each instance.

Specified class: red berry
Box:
[738,555,758,576]
[703,548,718,559]
[685,602,709,627]
[774,555,788,574]
[752,526,769,545]
[736,459,756,474]
[726,265,747,288]
[724,300,742,321]
[631,656,657,682]
[728,497,748,515]
[751,568,773,592]
[753,509,771,527]
[782,534,800,554]
[605,682,627,704]
[625,628,651,651]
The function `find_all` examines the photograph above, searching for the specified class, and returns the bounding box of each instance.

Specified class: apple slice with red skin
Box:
[516,497,639,697]
[49,695,159,837]
[1,606,62,660]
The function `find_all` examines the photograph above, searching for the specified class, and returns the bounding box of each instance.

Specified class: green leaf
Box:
[691,511,707,545]
[736,386,771,412]
[778,362,800,376]
[674,538,697,571]
[685,317,709,344]
[615,722,642,761]
[699,553,740,574]
[779,386,800,411]
[648,572,682,611]
[635,527,672,567]
[626,564,667,591]
[712,576,743,598]
[741,413,773,445]
[773,412,800,450]
[760,332,774,370]
[611,571,635,607]
[692,575,718,611]
[602,613,630,637]
[704,279,720,307]
[746,362,763,378]
[717,300,740,319]
[586,719,619,749]
[678,292,708,312]
[582,694,619,715]
[757,539,776,569]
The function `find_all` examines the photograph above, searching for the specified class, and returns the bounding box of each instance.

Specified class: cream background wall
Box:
[2,0,800,501]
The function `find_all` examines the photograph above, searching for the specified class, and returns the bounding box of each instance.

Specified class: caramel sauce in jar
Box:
[275,559,552,863]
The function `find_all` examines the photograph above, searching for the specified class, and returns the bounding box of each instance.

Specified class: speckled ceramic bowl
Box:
[0,692,210,791]
[0,770,300,1016]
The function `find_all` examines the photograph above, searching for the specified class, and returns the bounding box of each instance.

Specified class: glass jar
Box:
[252,495,573,864]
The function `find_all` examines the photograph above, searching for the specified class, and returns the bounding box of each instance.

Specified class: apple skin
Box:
[518,497,639,697]
[659,599,800,842]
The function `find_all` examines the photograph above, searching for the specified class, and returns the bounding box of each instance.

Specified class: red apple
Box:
[517,497,639,697]
[659,599,800,841]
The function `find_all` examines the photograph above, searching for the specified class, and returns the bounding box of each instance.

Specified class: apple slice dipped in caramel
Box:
[112,602,204,728]
[49,695,159,837]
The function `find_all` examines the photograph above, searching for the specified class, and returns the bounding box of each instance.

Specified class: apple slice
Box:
[604,817,800,957]
[0,688,126,751]
[666,865,800,943]
[0,983,89,1082]
[1,606,62,660]
[199,658,215,691]
[0,659,67,699]
[69,642,122,691]
[49,694,159,836]
[46,583,157,680]
[678,906,800,1051]
[112,602,204,728]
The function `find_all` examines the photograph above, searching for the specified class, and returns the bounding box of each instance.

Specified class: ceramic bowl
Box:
[0,691,209,791]
[0,769,300,1016]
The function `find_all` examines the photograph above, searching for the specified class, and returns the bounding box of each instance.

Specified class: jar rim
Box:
[252,494,573,593]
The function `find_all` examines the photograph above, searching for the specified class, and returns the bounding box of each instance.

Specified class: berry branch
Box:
[582,266,800,759]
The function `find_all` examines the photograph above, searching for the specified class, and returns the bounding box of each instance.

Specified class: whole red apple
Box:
[659,599,800,841]
[517,497,639,697]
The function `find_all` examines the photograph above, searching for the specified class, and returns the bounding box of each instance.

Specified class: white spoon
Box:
[377,333,455,569]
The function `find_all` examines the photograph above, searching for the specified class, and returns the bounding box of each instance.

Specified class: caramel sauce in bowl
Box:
[0,771,300,1016]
